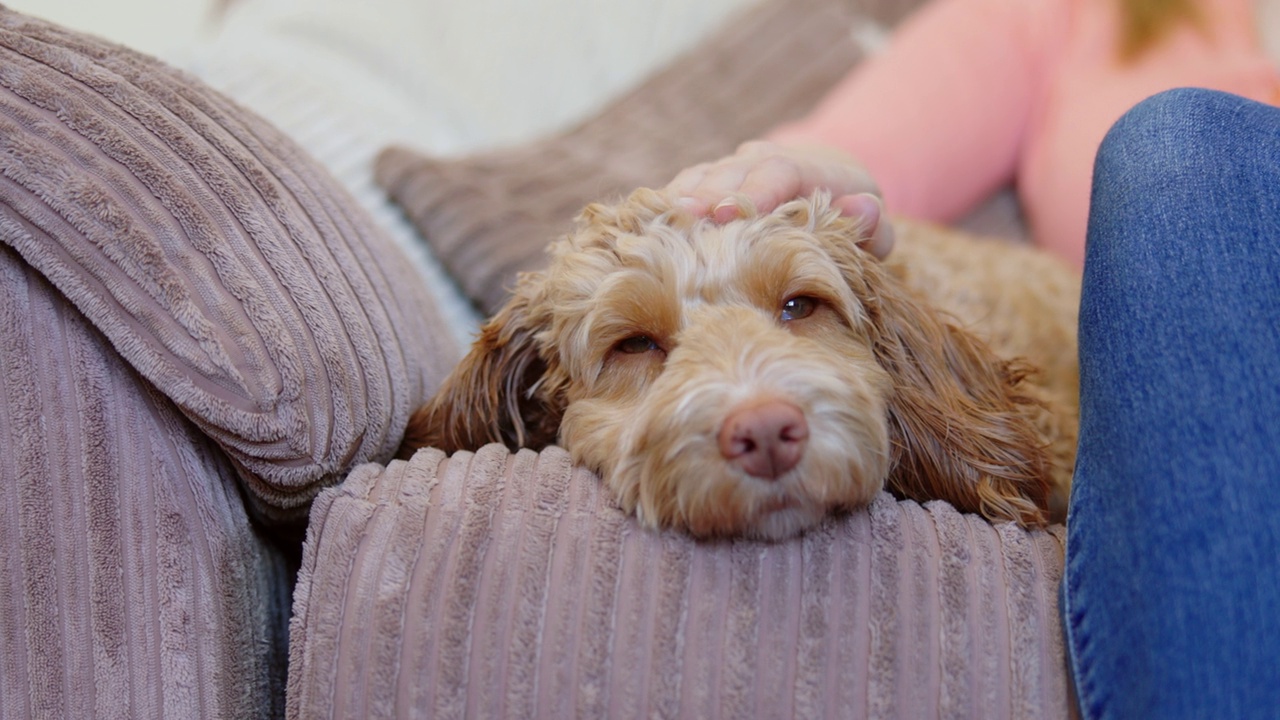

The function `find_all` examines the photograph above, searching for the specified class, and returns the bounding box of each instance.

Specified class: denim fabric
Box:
[1064,88,1280,719]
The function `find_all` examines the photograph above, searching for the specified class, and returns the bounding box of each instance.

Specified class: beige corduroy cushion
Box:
[0,6,460,521]
[0,5,461,716]
[289,445,1071,719]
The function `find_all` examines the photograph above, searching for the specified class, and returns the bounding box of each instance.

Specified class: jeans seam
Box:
[1064,533,1104,720]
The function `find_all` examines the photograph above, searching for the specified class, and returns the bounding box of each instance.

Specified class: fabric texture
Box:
[1065,88,1280,719]
[375,0,926,315]
[0,240,293,718]
[289,444,1070,719]
[0,5,462,716]
[0,6,460,521]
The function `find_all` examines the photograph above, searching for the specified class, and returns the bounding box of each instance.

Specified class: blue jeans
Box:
[1063,87,1280,719]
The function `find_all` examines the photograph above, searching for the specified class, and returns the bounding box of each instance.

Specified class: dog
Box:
[399,189,1079,539]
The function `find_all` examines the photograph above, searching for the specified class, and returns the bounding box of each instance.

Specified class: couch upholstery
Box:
[0,0,1073,717]
[290,445,1068,718]
[0,6,458,716]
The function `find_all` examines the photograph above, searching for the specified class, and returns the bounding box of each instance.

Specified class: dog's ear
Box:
[804,200,1052,527]
[398,272,564,457]
[870,282,1052,526]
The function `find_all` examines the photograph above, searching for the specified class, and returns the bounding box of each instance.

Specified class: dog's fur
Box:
[400,189,1079,539]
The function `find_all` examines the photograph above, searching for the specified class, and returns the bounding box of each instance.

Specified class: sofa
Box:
[0,0,1072,717]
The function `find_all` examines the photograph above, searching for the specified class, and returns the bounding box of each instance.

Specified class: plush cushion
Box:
[0,240,293,718]
[375,0,931,314]
[0,6,460,521]
[289,445,1070,718]
[0,6,463,717]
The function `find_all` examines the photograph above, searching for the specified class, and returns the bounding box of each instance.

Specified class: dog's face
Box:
[544,194,896,539]
[403,190,1052,539]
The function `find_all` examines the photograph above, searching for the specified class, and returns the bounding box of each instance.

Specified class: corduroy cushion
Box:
[0,6,460,521]
[0,240,294,719]
[290,445,1070,718]
[0,6,461,717]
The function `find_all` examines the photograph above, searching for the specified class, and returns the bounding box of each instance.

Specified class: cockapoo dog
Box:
[400,189,1079,539]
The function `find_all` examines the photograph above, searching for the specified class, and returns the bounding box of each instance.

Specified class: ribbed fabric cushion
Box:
[0,242,293,719]
[0,6,460,521]
[289,445,1070,719]
[0,6,468,716]
[374,0,911,314]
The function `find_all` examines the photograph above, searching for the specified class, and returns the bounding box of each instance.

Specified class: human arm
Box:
[666,0,1060,242]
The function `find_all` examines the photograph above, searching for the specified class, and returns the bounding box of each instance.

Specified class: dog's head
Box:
[403,189,1052,538]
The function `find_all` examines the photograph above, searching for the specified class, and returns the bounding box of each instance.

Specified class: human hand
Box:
[664,140,894,259]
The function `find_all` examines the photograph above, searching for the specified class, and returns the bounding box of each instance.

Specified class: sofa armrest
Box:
[289,445,1070,718]
[0,7,460,521]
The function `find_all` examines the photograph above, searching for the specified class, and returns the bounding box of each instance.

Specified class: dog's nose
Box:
[718,400,809,479]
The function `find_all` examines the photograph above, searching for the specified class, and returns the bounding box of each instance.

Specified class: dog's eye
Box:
[615,335,661,354]
[780,296,819,322]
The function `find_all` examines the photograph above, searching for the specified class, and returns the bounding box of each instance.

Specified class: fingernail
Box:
[712,198,741,223]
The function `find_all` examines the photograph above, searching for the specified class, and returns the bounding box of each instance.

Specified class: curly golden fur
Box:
[401,189,1079,539]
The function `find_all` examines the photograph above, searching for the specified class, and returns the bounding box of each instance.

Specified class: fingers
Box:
[730,154,805,218]
[666,142,782,216]
[666,140,880,219]
[663,140,893,259]
[666,162,716,215]
[834,193,895,260]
